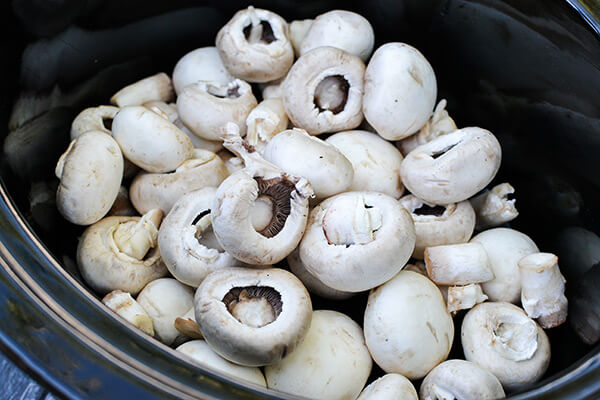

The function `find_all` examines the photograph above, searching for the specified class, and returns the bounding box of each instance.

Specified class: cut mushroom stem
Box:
[470,182,518,230]
[112,209,163,260]
[424,243,493,285]
[446,284,488,314]
[518,252,568,329]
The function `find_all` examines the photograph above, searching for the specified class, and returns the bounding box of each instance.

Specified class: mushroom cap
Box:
[102,290,154,336]
[400,127,502,204]
[461,302,551,391]
[195,267,312,366]
[357,374,418,400]
[288,19,312,56]
[172,47,234,95]
[176,340,266,387]
[70,105,119,140]
[137,278,194,345]
[326,130,405,198]
[299,191,415,292]
[300,10,374,62]
[399,195,476,259]
[111,106,193,173]
[176,79,257,141]
[216,7,294,82]
[470,228,539,303]
[110,72,174,107]
[56,131,123,225]
[158,188,241,287]
[420,359,505,400]
[265,310,372,400]
[129,149,229,215]
[174,119,224,153]
[262,129,354,200]
[77,216,167,296]
[282,46,365,134]
[364,270,454,379]
[363,43,437,140]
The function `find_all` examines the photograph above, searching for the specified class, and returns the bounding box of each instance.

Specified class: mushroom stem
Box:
[470,182,518,230]
[228,289,277,328]
[322,195,382,245]
[113,209,163,260]
[446,284,488,314]
[246,6,263,44]
[424,243,493,285]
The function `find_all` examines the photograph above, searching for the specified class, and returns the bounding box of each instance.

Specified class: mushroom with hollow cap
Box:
[110,72,174,107]
[172,47,234,95]
[357,374,418,400]
[102,290,154,336]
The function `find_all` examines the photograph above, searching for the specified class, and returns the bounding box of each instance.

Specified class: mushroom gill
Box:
[254,176,295,238]
[413,203,446,217]
[243,20,277,44]
[314,75,350,114]
[223,286,283,328]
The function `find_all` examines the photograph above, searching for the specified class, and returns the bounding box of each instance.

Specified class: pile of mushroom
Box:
[54,6,573,399]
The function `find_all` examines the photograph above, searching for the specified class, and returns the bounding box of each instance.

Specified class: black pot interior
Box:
[1,0,600,398]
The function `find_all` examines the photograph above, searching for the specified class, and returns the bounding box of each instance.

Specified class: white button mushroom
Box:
[400,127,502,204]
[176,340,266,387]
[176,79,257,141]
[363,43,437,140]
[399,195,476,259]
[518,252,568,328]
[195,267,312,366]
[424,242,493,285]
[300,191,415,292]
[174,119,224,153]
[111,106,193,173]
[470,182,519,230]
[282,46,365,134]
[102,290,154,336]
[129,148,229,215]
[77,210,167,295]
[110,72,174,107]
[171,47,234,95]
[364,270,454,379]
[357,374,418,400]
[470,228,539,303]
[56,131,123,225]
[211,131,313,265]
[70,105,119,139]
[288,19,312,56]
[245,98,288,153]
[158,187,241,287]
[461,302,551,391]
[264,310,372,400]
[137,278,194,345]
[446,284,488,314]
[299,10,375,62]
[326,130,405,198]
[262,128,354,200]
[216,6,294,83]
[420,359,505,400]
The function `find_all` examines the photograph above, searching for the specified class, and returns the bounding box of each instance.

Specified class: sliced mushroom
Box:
[300,191,415,292]
[195,267,312,366]
[288,19,312,56]
[420,360,505,400]
[77,210,167,295]
[262,128,353,200]
[102,290,154,336]
[461,302,550,390]
[246,98,288,153]
[265,310,372,400]
[216,6,294,82]
[446,284,488,314]
[470,182,518,230]
[70,105,119,139]
[424,243,493,285]
[110,72,174,107]
[399,195,475,260]
[357,374,418,400]
[56,131,123,225]
[172,47,234,95]
[400,127,502,204]
[282,46,365,134]
[158,187,241,287]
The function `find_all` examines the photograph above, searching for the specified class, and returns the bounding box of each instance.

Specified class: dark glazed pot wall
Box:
[0,0,599,399]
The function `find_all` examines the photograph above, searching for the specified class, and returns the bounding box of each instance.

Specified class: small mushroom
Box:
[172,47,234,95]
[176,340,266,387]
[56,131,123,225]
[518,252,568,328]
[300,10,374,62]
[461,302,551,391]
[399,195,476,259]
[400,127,502,204]
[262,128,353,200]
[357,374,418,400]
[216,6,294,82]
[424,243,493,285]
[282,46,365,134]
[77,209,167,295]
[420,360,505,400]
[264,310,372,400]
[102,290,154,336]
[211,130,313,265]
[364,271,454,379]
[326,130,405,198]
[111,106,193,173]
[246,98,288,153]
[129,148,229,215]
[70,105,119,139]
[470,228,539,303]
[176,79,257,141]
[137,278,194,345]
[300,191,415,292]
[288,19,312,56]
[110,72,174,107]
[363,43,437,140]
[158,187,241,287]
[446,284,488,314]
[195,267,312,366]
[470,182,518,230]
